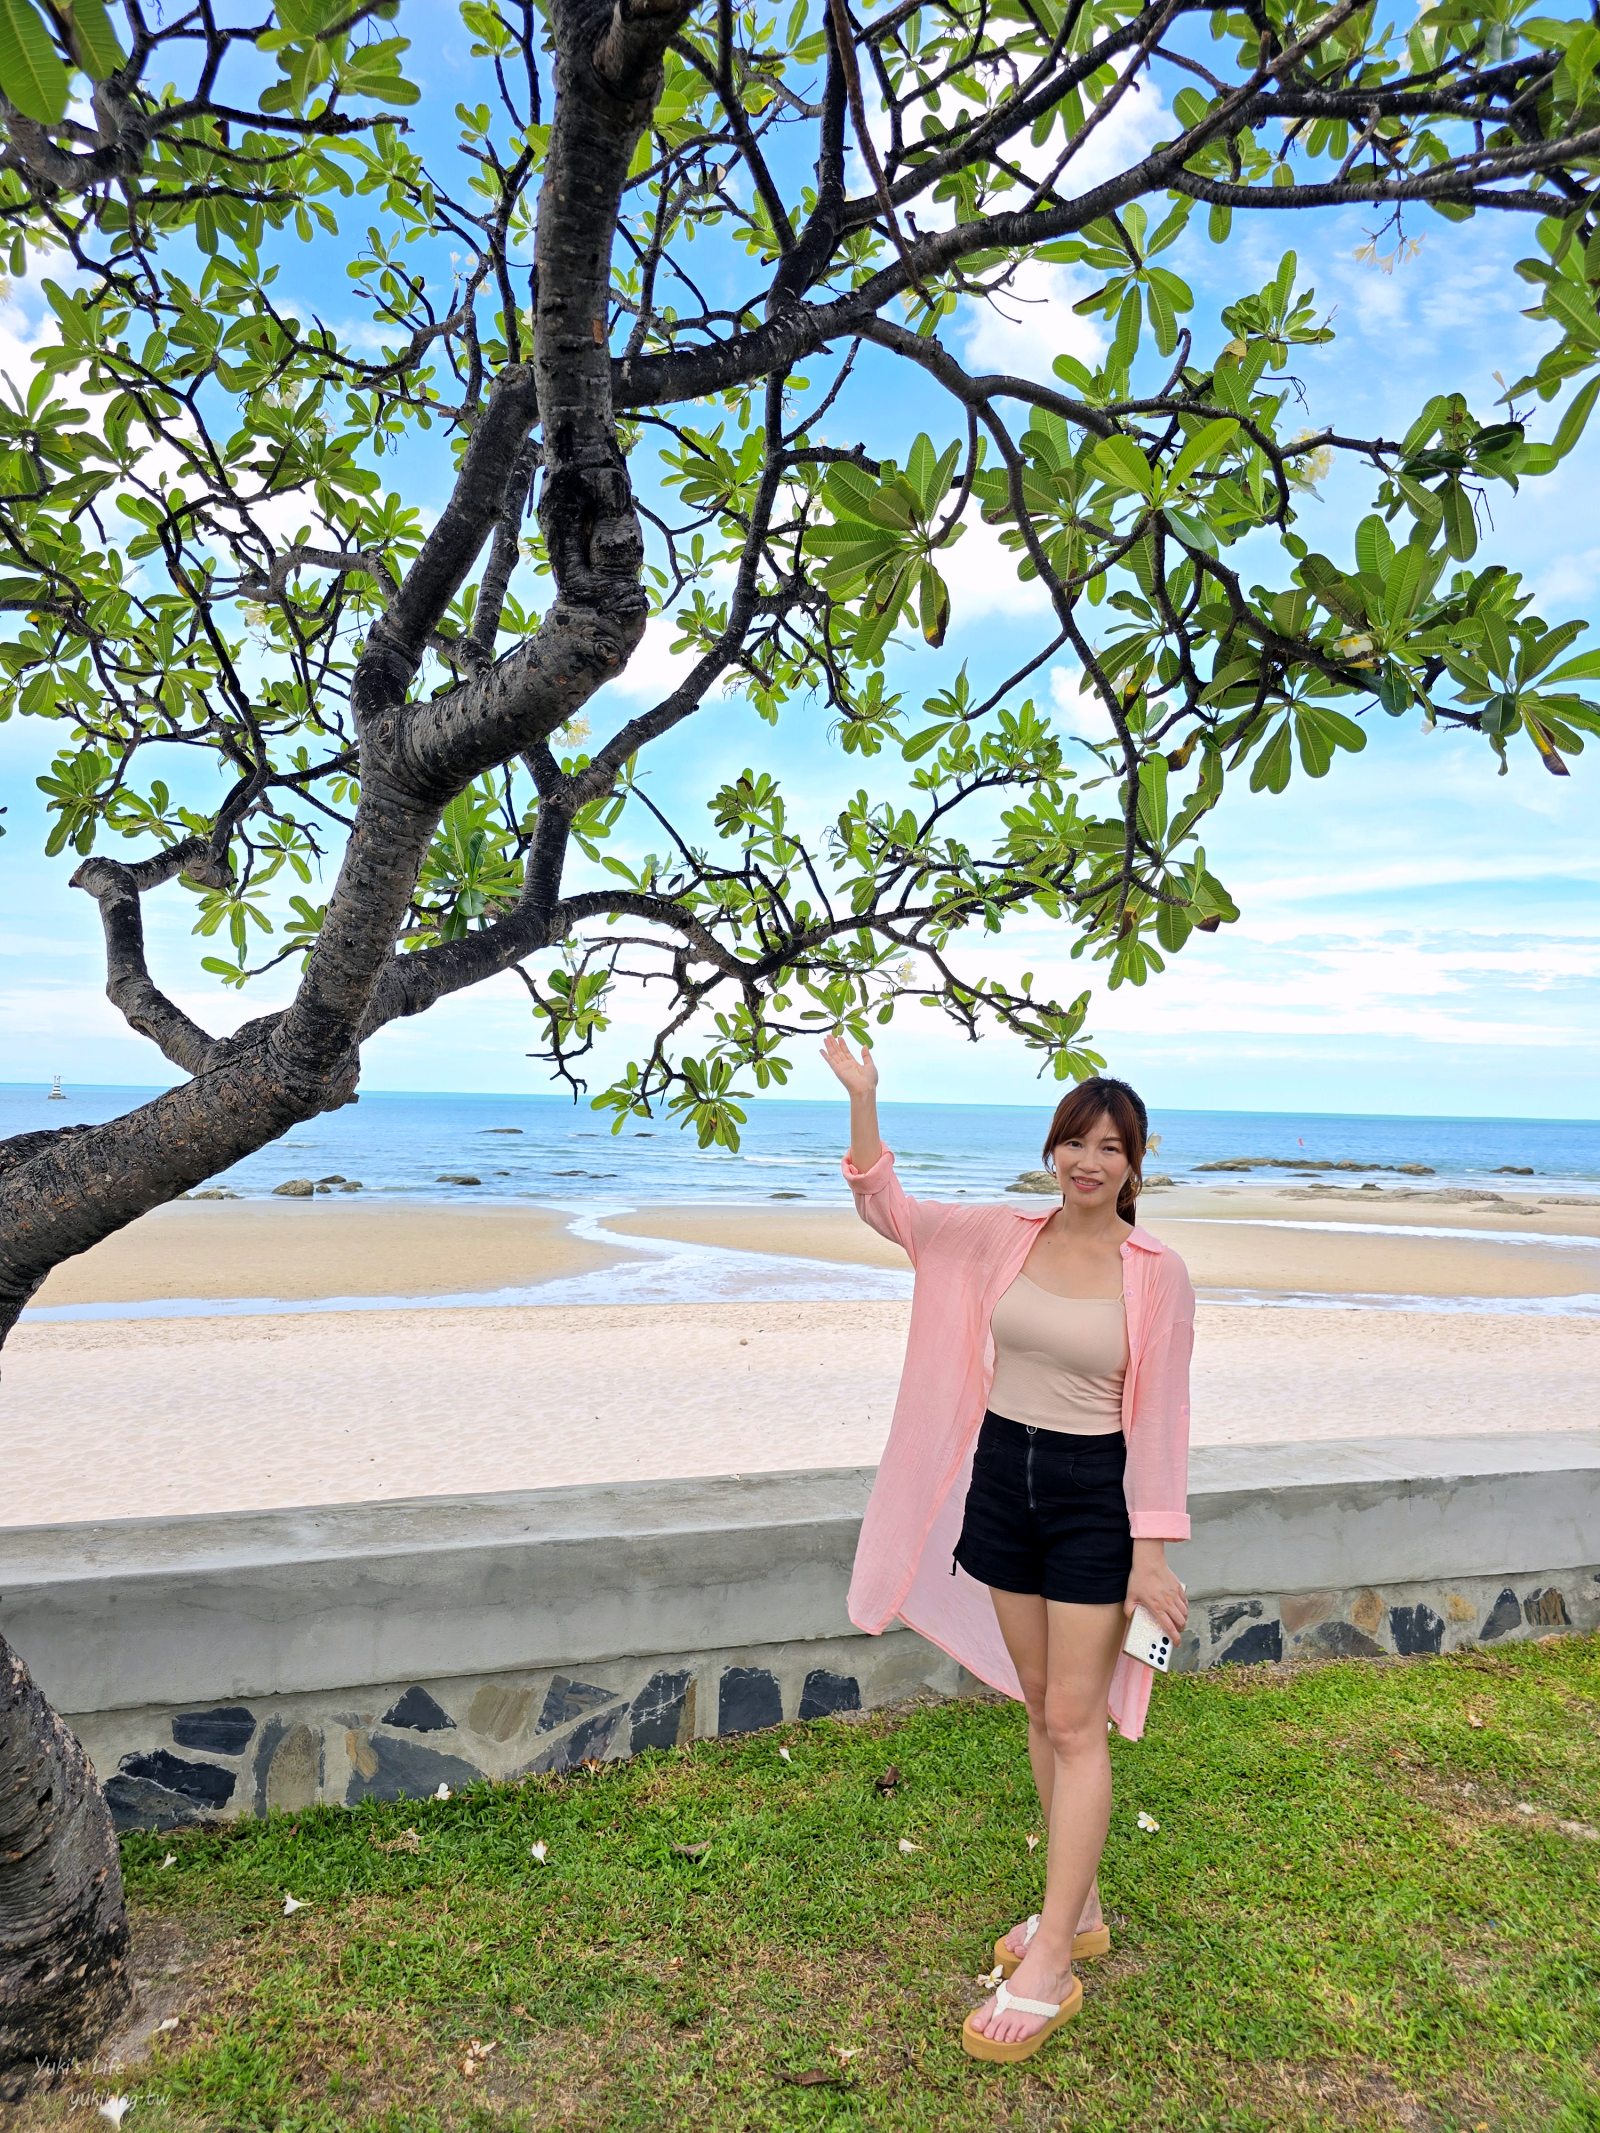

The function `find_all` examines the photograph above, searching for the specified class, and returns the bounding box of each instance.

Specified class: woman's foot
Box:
[1002,1900,1103,1961]
[969,1942,1077,2046]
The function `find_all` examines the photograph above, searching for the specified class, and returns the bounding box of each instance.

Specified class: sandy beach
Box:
[3,1178,1596,1528]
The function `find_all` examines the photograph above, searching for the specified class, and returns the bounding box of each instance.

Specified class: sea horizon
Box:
[4,1081,1598,1205]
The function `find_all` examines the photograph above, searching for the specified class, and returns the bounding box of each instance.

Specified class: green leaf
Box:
[1172,418,1238,487]
[63,0,125,77]
[1440,478,1477,561]
[0,0,70,124]
[1093,436,1154,497]
[1551,374,1600,461]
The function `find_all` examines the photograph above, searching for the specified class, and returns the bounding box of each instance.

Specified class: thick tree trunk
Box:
[0,1634,132,2103]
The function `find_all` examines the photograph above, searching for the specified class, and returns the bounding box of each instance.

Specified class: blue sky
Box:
[0,10,1595,1120]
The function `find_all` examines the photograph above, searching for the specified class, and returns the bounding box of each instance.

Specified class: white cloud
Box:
[959,258,1108,380]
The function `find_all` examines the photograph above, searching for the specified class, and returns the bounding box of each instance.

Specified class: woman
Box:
[820,1032,1195,2065]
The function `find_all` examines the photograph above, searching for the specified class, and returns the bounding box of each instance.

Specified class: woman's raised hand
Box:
[820,1029,879,1096]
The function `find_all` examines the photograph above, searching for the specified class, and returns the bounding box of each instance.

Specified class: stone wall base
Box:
[73,1561,1599,1832]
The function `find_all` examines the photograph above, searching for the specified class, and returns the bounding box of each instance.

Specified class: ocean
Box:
[3,1082,1597,1205]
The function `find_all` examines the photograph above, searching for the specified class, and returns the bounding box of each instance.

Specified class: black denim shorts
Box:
[950,1408,1133,1604]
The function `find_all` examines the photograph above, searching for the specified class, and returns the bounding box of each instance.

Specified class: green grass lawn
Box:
[14,1630,1600,2132]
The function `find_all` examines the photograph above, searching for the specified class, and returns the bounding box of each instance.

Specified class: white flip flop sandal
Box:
[993,1909,1112,1975]
[961,1971,1084,2061]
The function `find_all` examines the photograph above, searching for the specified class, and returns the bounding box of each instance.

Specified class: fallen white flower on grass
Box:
[1025,1833,1040,1852]
[977,1964,1005,1991]
[778,1747,792,1763]
[98,2098,132,2126]
[159,1853,176,1870]
[897,1837,922,1853]
[434,1783,452,1800]
[529,1840,549,1863]
[283,1893,307,1914]
[155,2017,180,2034]
[1136,1811,1160,1833]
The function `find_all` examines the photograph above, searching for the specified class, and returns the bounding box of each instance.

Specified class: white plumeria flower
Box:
[977,1963,1005,1990]
[283,1892,307,1913]
[1025,1833,1040,1852]
[897,1837,922,1853]
[778,1746,792,1763]
[1136,1810,1160,1833]
[529,1840,549,1863]
[98,2102,132,2127]
[159,1853,176,1869]
[155,2016,180,2033]
[434,1783,452,1800]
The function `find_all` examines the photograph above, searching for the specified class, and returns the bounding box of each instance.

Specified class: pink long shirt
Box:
[841,1143,1196,1742]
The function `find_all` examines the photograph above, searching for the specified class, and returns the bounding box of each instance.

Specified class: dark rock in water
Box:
[317,1174,348,1184]
[189,1188,240,1200]
[481,1127,524,1134]
[436,1173,482,1185]
[1006,1170,1058,1194]
[1196,1156,1436,1175]
[273,1179,315,1197]
[770,1190,807,1199]
[338,1180,363,1191]
[1492,1165,1534,1175]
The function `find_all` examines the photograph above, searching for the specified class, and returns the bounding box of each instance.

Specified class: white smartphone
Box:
[1122,1583,1186,1673]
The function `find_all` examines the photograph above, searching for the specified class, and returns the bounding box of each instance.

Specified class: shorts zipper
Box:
[1025,1424,1036,1510]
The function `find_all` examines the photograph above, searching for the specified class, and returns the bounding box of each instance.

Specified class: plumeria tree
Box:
[4,0,1600,2075]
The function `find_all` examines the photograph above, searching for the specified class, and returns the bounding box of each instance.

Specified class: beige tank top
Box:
[986,1270,1128,1435]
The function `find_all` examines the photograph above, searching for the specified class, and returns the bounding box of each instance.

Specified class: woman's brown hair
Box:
[1039,1076,1150,1222]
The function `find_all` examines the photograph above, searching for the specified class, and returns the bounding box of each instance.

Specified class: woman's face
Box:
[1049,1111,1133,1209]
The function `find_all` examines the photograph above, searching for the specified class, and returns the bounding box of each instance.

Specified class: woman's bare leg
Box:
[969,1596,1125,2045]
[986,1587,1105,1953]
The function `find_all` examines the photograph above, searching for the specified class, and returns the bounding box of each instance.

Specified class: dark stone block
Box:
[382,1686,456,1733]
[346,1735,484,1806]
[718,1665,783,1735]
[521,1705,626,1776]
[798,1669,861,1721]
[1522,1587,1570,1627]
[253,1715,288,1817]
[118,1750,236,1809]
[104,1773,209,1834]
[1301,1619,1385,1659]
[1217,1621,1282,1666]
[536,1674,618,1733]
[1480,1588,1522,1641]
[1208,1599,1261,1640]
[172,1705,256,1756]
[630,1668,693,1754]
[1389,1604,1445,1655]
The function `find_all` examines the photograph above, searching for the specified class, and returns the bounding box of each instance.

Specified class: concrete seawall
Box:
[4,1431,1597,1830]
